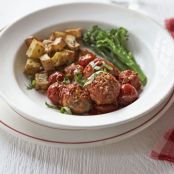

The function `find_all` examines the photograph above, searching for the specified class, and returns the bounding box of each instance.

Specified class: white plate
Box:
[0,89,173,148]
[0,2,174,129]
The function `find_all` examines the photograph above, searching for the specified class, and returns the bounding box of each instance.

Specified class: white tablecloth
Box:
[0,0,174,173]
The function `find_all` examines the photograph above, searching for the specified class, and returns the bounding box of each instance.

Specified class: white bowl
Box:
[0,2,174,129]
[0,87,173,148]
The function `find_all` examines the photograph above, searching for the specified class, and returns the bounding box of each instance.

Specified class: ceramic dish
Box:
[0,2,174,129]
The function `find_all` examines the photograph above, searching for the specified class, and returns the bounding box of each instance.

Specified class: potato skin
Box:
[65,28,82,38]
[26,39,45,59]
[40,54,54,71]
[35,72,49,90]
[49,31,66,41]
[65,35,80,50]
[45,37,66,53]
[25,36,40,47]
[24,58,41,75]
[51,50,75,67]
[86,72,120,105]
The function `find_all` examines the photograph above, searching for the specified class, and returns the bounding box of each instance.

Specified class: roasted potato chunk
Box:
[24,58,41,75]
[42,39,52,53]
[65,28,81,38]
[26,39,45,59]
[35,72,49,90]
[40,54,54,71]
[50,31,66,41]
[25,36,40,47]
[42,39,52,46]
[64,49,75,59]
[45,37,66,53]
[51,50,75,67]
[65,35,80,50]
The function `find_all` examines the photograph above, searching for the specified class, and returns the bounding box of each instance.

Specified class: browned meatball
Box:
[64,63,84,79]
[61,84,91,114]
[86,72,120,105]
[48,71,64,84]
[89,104,118,115]
[119,70,142,90]
[83,58,120,78]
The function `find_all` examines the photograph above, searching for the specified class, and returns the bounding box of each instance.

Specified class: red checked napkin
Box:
[150,18,174,163]
[150,129,174,163]
[165,18,174,38]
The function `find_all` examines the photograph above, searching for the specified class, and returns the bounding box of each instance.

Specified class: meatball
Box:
[83,58,119,78]
[47,82,66,105]
[48,71,64,84]
[89,104,118,115]
[119,70,142,90]
[61,84,91,114]
[119,83,138,106]
[87,72,120,105]
[64,63,84,79]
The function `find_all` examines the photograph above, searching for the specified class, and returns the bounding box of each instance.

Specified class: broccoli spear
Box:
[83,26,147,85]
[91,45,129,71]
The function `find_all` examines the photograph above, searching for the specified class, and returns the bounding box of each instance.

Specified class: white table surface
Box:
[0,0,174,173]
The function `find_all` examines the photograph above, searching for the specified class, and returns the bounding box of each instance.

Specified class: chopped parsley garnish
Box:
[45,102,59,110]
[89,61,113,71]
[93,66,101,71]
[63,76,70,84]
[60,107,72,115]
[74,72,86,87]
[102,62,113,70]
[45,102,72,115]
[26,78,36,90]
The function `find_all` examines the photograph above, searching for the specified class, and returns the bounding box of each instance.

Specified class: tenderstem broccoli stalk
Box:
[83,25,147,85]
[91,44,129,71]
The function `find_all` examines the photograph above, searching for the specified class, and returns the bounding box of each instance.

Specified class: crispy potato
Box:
[65,35,80,50]
[65,28,81,38]
[50,31,66,41]
[45,37,66,53]
[25,36,40,47]
[26,39,45,59]
[42,39,52,53]
[24,58,41,75]
[42,39,52,46]
[51,50,75,67]
[35,72,49,90]
[40,54,54,71]
[65,49,76,59]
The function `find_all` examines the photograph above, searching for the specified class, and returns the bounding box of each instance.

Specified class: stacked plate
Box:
[0,2,174,147]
